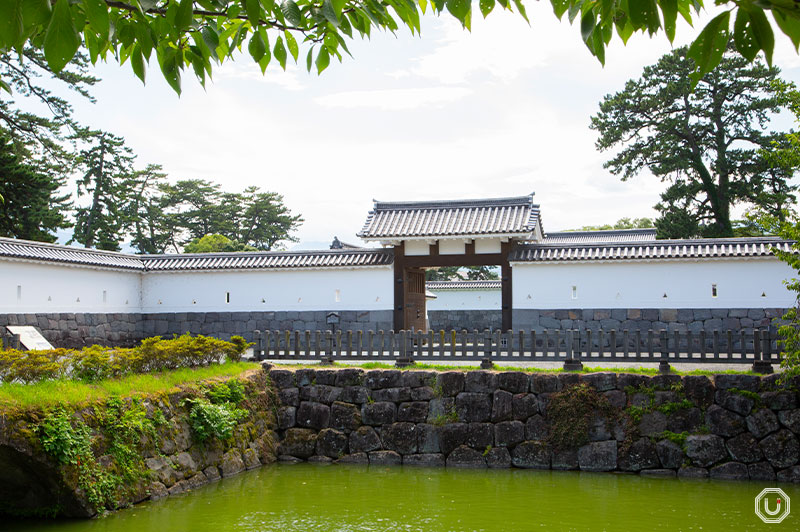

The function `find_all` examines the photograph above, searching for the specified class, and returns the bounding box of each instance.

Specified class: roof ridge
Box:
[0,236,142,258]
[371,195,536,211]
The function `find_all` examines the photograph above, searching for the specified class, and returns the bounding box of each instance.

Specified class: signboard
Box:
[326,312,340,325]
[6,326,54,350]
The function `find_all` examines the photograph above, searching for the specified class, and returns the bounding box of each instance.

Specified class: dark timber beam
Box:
[501,241,513,332]
[393,243,405,331]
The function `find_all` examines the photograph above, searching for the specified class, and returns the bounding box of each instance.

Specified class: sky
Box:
[41,4,800,249]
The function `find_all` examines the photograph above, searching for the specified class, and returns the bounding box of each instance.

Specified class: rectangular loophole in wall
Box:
[16,285,21,301]
[334,289,341,302]
[571,285,577,300]
[712,284,718,298]
[103,290,107,303]
[226,292,230,304]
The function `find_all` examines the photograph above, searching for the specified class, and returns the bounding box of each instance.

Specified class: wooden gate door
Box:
[404,267,427,332]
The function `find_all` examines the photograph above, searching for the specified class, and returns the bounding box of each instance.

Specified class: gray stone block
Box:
[578,441,617,471]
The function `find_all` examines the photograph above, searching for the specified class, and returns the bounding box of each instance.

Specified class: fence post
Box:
[396,330,414,367]
[252,330,262,361]
[659,329,670,374]
[321,330,334,365]
[563,329,583,371]
[481,330,495,369]
[752,329,773,374]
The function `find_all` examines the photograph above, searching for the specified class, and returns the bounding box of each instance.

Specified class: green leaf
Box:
[687,11,730,86]
[322,0,340,26]
[84,0,109,40]
[157,45,182,94]
[315,46,330,74]
[273,35,287,69]
[0,0,23,49]
[281,0,303,27]
[734,8,759,62]
[581,10,595,42]
[745,6,774,65]
[323,31,337,52]
[512,0,528,24]
[43,0,80,73]
[306,47,313,72]
[628,0,660,33]
[131,42,146,83]
[21,0,51,27]
[479,0,494,18]
[660,0,677,42]
[201,25,220,60]
[284,29,298,60]
[248,30,265,61]
[773,9,800,52]
[446,0,470,25]
[551,0,568,18]
[244,0,261,26]
[176,0,194,31]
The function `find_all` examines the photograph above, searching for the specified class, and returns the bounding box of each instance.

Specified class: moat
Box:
[6,464,799,531]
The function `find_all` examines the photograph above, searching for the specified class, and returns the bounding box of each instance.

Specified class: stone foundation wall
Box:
[270,367,800,483]
[0,310,394,348]
[0,370,277,517]
[428,308,787,335]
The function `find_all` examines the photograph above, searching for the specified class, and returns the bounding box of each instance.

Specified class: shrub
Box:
[0,348,68,383]
[0,334,249,384]
[186,398,248,442]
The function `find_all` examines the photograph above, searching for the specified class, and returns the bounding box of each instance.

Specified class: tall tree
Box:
[576,217,655,232]
[127,164,179,254]
[1,2,797,94]
[71,130,136,250]
[235,187,303,250]
[591,45,797,239]
[0,48,98,162]
[0,135,70,241]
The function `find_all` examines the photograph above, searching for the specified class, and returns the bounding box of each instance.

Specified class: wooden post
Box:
[563,329,582,370]
[659,329,669,373]
[609,330,616,358]
[752,329,773,374]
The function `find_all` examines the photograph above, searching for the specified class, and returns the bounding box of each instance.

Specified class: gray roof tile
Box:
[358,195,541,240]
[543,228,656,244]
[510,237,793,262]
[427,280,502,290]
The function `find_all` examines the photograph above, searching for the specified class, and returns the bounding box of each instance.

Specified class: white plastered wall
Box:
[512,258,796,309]
[427,289,501,310]
[140,267,393,312]
[0,260,142,313]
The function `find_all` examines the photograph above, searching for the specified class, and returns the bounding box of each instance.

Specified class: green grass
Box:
[0,362,258,410]
[281,361,758,376]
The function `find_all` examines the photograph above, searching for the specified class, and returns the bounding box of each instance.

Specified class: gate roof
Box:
[357,194,541,242]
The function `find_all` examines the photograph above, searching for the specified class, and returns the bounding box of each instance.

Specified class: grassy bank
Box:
[275,361,758,376]
[0,361,259,410]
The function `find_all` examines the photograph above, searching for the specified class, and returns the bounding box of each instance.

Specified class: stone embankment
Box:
[0,370,277,517]
[271,367,800,482]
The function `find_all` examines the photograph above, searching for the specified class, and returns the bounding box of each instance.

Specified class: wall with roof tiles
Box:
[0,261,142,314]
[512,259,795,309]
[140,268,393,313]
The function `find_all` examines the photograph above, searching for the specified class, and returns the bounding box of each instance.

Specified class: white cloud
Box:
[315,87,472,110]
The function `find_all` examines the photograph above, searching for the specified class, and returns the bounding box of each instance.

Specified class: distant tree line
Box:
[0,49,301,253]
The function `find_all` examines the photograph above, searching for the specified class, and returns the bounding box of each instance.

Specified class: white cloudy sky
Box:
[52,4,800,248]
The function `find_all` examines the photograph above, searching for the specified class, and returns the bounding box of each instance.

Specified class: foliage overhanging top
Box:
[0,0,799,94]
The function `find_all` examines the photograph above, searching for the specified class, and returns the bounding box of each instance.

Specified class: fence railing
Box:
[252,328,779,373]
[0,329,20,350]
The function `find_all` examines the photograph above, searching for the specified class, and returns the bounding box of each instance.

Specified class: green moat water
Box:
[5,464,800,531]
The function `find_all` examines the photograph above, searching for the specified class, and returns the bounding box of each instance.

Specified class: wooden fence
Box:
[252,328,779,373]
